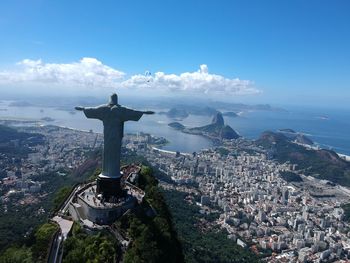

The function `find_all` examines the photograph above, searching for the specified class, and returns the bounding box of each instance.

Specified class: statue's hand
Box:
[144,111,155,115]
[75,106,84,111]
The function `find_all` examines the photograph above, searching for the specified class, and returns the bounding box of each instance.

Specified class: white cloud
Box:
[0,59,259,96]
[120,64,259,95]
[0,57,125,88]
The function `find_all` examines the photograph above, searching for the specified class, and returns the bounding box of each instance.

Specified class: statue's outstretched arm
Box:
[143,111,155,115]
[76,105,106,120]
[121,107,154,121]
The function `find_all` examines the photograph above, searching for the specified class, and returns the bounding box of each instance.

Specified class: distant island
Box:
[159,107,189,119]
[169,112,240,142]
[158,102,284,121]
[222,111,238,117]
[9,101,34,107]
[168,122,186,130]
[159,106,219,119]
[40,117,55,122]
[278,128,296,133]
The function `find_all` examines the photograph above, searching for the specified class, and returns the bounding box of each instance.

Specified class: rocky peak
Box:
[211,112,224,126]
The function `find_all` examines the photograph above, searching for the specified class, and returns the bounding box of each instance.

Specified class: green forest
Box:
[63,224,117,263]
[118,166,184,263]
[0,222,58,263]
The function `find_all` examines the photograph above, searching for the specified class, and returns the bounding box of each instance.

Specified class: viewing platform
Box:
[68,164,145,225]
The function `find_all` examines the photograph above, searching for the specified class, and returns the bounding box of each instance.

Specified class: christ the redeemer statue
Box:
[75,94,154,197]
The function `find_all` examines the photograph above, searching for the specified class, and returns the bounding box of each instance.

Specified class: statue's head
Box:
[109,93,118,105]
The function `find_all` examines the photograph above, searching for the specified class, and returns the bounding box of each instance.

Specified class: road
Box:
[48,185,81,263]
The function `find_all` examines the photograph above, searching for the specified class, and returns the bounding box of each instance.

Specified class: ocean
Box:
[224,106,350,156]
[0,100,349,155]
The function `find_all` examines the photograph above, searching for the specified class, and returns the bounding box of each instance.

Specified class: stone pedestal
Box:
[70,183,137,225]
[96,174,123,198]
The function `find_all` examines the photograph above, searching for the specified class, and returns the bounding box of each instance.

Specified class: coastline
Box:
[151,146,192,157]
[293,141,350,162]
[51,124,97,134]
[338,153,350,162]
[1,115,349,158]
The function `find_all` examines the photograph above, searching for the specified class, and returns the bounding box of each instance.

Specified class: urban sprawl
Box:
[1,125,350,262]
[128,133,350,263]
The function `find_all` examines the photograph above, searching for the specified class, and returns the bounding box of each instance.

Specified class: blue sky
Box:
[0,0,349,107]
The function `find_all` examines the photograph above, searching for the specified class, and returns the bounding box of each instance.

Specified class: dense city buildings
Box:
[2,125,350,262]
[0,125,102,208]
[128,135,350,262]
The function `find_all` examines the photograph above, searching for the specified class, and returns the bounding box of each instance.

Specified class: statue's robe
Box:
[83,104,143,178]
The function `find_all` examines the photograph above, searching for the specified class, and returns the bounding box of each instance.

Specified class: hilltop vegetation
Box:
[277,128,314,145]
[0,222,58,263]
[257,131,350,186]
[280,171,303,182]
[0,125,44,158]
[0,246,33,263]
[0,125,41,144]
[119,166,184,263]
[63,224,117,263]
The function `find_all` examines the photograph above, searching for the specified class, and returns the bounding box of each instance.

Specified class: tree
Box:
[0,246,33,263]
[63,226,117,263]
[32,223,58,261]
[53,186,72,211]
